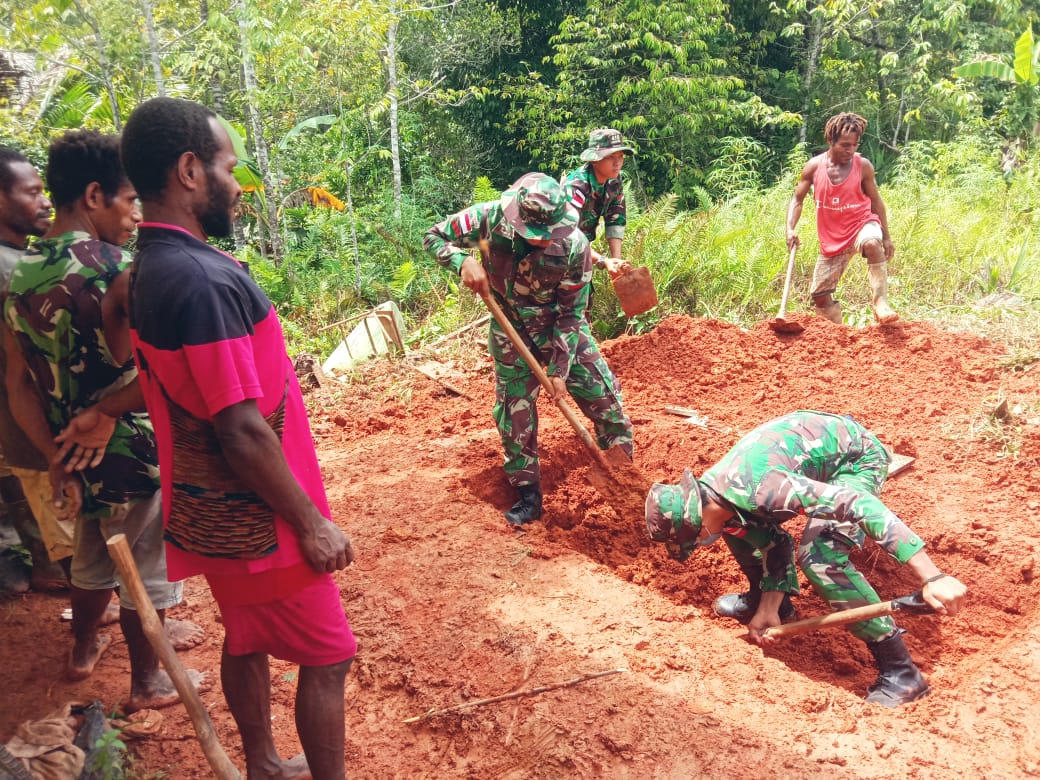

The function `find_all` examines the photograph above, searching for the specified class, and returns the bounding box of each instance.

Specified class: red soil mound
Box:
[3,315,1038,778]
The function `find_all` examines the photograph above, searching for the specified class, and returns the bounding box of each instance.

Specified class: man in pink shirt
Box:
[785,113,898,325]
[114,97,357,780]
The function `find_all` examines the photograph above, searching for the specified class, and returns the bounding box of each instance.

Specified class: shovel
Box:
[474,272,650,519]
[768,245,804,334]
[762,591,935,640]
[611,265,658,318]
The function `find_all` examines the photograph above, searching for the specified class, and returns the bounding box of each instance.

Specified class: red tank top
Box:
[813,153,879,257]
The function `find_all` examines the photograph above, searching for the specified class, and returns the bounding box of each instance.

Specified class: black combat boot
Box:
[864,630,930,707]
[504,484,543,526]
[712,591,795,625]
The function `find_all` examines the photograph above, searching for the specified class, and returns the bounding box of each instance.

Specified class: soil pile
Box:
[2,314,1038,779]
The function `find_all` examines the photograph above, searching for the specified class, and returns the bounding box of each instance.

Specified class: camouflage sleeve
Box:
[546,232,593,380]
[562,171,590,213]
[423,203,488,274]
[759,471,926,564]
[603,182,626,240]
[726,523,801,593]
[563,168,600,242]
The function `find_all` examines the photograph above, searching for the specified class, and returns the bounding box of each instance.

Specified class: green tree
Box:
[503,0,794,200]
[954,24,1040,153]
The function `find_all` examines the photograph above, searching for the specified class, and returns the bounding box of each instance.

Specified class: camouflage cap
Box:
[644,468,703,562]
[501,172,578,242]
[580,128,636,162]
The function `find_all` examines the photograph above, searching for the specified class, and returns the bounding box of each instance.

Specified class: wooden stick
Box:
[428,314,491,347]
[409,364,473,399]
[403,668,627,724]
[106,534,242,780]
[763,600,900,640]
[663,405,701,417]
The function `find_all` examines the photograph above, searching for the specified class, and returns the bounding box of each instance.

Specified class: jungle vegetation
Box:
[2,0,1039,356]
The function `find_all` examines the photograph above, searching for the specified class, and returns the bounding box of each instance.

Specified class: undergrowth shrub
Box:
[257,136,1039,359]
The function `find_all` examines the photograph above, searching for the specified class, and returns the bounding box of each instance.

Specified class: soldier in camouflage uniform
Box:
[562,128,634,276]
[424,172,633,525]
[644,410,967,707]
[3,130,198,710]
[0,146,69,595]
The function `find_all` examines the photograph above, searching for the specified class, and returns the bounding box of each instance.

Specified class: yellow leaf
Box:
[306,186,345,211]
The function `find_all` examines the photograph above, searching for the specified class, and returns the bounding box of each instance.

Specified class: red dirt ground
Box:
[3,314,1039,779]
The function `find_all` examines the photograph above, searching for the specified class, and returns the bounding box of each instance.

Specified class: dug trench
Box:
[2,314,1039,778]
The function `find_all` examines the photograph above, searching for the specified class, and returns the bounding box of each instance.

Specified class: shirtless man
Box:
[786,113,899,325]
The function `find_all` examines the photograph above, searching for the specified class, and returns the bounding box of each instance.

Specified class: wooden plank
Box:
[410,363,473,400]
[663,405,700,417]
[888,452,915,477]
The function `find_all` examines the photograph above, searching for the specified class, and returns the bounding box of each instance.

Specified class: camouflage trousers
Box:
[726,433,898,642]
[488,314,633,487]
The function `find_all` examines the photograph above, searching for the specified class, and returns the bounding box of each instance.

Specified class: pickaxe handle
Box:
[763,591,932,640]
[473,239,602,458]
[777,244,797,320]
[106,534,242,780]
[479,290,601,456]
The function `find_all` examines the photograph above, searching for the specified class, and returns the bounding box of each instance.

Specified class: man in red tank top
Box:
[785,113,898,324]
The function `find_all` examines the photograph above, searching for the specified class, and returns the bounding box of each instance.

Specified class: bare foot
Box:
[101,602,120,625]
[873,301,899,324]
[252,753,312,780]
[67,633,113,681]
[125,668,210,713]
[165,618,205,650]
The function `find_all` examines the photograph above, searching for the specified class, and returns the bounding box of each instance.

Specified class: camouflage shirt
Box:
[3,231,159,517]
[561,164,626,243]
[701,410,925,593]
[0,241,48,470]
[423,201,593,379]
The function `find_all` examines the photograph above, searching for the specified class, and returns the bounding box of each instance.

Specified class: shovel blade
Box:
[612,266,658,318]
[768,318,805,334]
[892,591,933,614]
[582,446,652,521]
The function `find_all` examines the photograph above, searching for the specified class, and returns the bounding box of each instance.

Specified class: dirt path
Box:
[2,315,1038,778]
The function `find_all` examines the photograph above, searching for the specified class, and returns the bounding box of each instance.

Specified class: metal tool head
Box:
[892,591,934,614]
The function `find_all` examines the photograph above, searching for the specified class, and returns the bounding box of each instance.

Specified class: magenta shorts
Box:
[212,573,357,667]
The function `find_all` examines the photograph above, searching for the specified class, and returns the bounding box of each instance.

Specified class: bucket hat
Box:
[580,128,635,162]
[500,172,578,241]
[645,468,703,561]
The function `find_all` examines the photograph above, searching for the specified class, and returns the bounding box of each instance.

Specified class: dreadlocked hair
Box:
[824,113,867,144]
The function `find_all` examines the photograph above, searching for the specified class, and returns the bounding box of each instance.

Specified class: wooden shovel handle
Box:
[763,599,900,640]
[106,534,242,780]
[777,245,797,320]
[479,291,601,456]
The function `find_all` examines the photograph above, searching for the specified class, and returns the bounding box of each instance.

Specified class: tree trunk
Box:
[387,3,402,222]
[892,88,904,149]
[140,0,165,96]
[799,10,824,145]
[199,0,227,114]
[199,0,242,252]
[345,161,362,293]
[237,3,283,262]
[72,0,121,130]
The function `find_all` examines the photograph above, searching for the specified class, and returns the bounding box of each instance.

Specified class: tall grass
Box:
[258,135,1040,358]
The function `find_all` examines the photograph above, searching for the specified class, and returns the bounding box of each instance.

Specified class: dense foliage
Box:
[2,0,1038,357]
